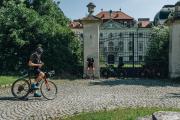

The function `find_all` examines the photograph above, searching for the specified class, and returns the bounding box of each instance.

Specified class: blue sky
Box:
[58,0,178,21]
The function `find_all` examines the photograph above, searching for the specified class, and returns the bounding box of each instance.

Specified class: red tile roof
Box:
[138,18,151,28]
[140,21,150,27]
[69,12,151,29]
[96,11,134,20]
[69,21,83,29]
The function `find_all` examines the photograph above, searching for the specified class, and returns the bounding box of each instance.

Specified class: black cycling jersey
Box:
[29,52,42,68]
[87,58,94,68]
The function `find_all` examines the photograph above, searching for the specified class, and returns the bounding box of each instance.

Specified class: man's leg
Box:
[35,72,45,83]
[33,71,45,97]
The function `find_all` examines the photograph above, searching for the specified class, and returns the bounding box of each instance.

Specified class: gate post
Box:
[81,3,101,78]
[168,1,180,78]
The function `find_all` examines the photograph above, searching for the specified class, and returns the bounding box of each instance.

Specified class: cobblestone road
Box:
[0,78,180,120]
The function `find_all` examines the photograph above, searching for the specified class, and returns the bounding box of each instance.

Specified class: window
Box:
[118,41,124,52]
[119,33,123,38]
[119,57,123,63]
[129,33,134,37]
[115,47,119,51]
[138,42,143,52]
[104,47,107,51]
[80,33,83,38]
[128,41,133,51]
[108,55,115,64]
[99,42,103,48]
[139,56,143,61]
[100,33,103,38]
[108,33,113,38]
[108,42,114,52]
[138,33,143,38]
[129,56,133,61]
[108,41,114,46]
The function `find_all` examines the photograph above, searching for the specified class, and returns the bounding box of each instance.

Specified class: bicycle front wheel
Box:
[40,80,57,100]
[11,79,30,99]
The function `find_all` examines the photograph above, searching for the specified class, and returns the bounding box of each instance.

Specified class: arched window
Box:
[108,55,115,64]
[118,41,124,52]
[108,42,114,52]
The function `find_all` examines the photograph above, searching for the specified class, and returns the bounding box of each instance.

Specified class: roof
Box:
[96,11,134,20]
[138,18,151,28]
[69,21,83,29]
[175,1,180,6]
[81,15,101,21]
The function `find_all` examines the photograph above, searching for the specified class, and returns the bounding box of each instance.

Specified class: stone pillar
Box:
[80,3,101,78]
[83,22,101,78]
[169,20,180,78]
[169,1,180,78]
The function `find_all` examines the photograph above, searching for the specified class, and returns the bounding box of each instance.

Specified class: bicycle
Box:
[11,70,57,100]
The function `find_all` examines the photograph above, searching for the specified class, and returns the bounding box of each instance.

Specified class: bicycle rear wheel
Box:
[11,79,30,99]
[40,80,57,100]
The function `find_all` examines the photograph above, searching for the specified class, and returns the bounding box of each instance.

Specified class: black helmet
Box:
[36,47,43,54]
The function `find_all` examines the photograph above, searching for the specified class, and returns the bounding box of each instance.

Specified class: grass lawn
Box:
[100,64,143,68]
[60,107,180,120]
[0,76,18,85]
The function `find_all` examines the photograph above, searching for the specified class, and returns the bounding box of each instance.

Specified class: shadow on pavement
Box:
[164,93,180,98]
[89,78,180,87]
[0,96,46,101]
[0,96,27,101]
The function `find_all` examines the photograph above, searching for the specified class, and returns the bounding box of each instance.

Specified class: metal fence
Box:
[99,32,155,78]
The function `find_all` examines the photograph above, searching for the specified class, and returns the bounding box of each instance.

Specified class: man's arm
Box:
[28,60,43,68]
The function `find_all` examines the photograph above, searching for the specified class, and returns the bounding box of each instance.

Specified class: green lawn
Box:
[60,107,180,120]
[100,64,143,68]
[0,76,18,85]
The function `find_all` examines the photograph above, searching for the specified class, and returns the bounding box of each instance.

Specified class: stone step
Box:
[137,111,180,120]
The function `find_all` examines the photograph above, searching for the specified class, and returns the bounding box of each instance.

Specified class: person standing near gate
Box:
[86,57,95,79]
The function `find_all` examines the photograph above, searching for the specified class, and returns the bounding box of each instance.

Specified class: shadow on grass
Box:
[89,78,180,87]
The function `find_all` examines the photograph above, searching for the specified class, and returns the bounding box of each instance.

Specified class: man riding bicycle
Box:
[28,46,45,97]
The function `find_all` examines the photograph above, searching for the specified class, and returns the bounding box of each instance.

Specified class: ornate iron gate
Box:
[99,32,151,77]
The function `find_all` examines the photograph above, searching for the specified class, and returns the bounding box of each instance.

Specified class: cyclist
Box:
[28,46,45,97]
[86,57,95,77]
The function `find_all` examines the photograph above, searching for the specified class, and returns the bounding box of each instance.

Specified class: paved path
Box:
[0,78,180,120]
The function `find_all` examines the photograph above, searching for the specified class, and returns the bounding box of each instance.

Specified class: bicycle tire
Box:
[11,79,30,99]
[40,80,57,100]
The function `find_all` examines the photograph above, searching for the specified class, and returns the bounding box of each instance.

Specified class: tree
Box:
[0,0,82,74]
[145,26,169,75]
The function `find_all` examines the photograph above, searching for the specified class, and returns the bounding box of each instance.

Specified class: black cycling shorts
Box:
[33,68,42,75]
[88,63,93,68]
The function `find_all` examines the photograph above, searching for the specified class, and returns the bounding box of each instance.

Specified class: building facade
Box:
[70,9,152,65]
